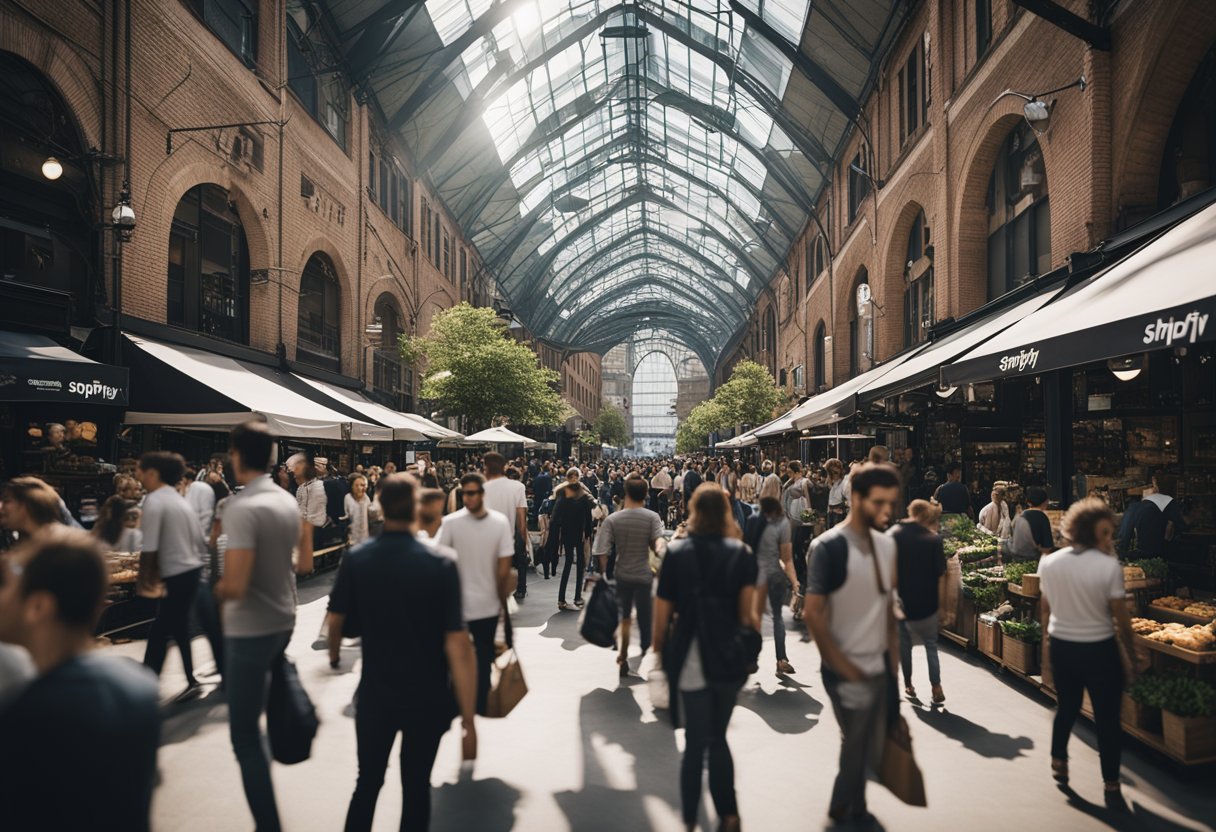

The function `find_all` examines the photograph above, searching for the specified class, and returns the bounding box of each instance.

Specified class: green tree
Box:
[675,361,782,452]
[589,402,632,448]
[402,303,572,430]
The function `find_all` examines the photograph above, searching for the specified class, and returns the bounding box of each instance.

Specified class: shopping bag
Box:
[267,655,319,764]
[578,577,619,648]
[135,550,164,599]
[486,605,527,718]
[939,555,961,629]
[878,716,927,806]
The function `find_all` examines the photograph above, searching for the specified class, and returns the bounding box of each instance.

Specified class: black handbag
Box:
[578,578,619,648]
[267,655,319,765]
[690,540,761,681]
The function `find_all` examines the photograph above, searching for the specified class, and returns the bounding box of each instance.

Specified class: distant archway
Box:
[631,351,678,455]
[297,252,342,372]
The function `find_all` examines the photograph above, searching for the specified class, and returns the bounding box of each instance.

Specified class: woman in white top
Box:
[1038,498,1143,810]
[94,495,142,552]
[823,458,847,528]
[344,473,371,546]
[977,484,1012,539]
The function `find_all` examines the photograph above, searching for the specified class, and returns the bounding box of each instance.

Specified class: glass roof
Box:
[323,0,902,367]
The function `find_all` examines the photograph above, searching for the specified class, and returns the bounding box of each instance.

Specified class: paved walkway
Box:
[120,570,1215,831]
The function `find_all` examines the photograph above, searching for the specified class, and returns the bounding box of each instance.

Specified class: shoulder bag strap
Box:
[500,601,514,650]
[866,530,887,595]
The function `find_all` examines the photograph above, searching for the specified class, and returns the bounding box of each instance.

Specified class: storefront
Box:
[0,331,129,518]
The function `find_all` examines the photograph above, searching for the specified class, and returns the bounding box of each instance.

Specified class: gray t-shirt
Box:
[592,507,663,584]
[755,516,792,583]
[139,486,205,578]
[221,475,302,638]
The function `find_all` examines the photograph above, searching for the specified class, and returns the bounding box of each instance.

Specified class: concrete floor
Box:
[117,569,1216,832]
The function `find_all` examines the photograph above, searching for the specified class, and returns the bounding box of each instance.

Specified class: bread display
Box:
[1152,596,1190,610]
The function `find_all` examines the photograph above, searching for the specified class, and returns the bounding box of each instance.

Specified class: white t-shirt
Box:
[1038,547,1124,642]
[344,493,370,545]
[184,481,216,538]
[436,508,513,622]
[296,479,328,527]
[810,525,895,676]
[483,477,527,538]
[140,485,205,578]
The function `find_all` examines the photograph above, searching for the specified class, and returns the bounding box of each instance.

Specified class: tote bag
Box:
[879,716,927,806]
[486,604,528,718]
[578,578,619,648]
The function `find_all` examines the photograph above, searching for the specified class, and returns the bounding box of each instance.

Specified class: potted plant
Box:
[999,619,1042,675]
[1159,676,1216,760]
[1004,561,1039,595]
[1124,673,1167,732]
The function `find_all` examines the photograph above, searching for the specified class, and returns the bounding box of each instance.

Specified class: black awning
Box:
[943,202,1216,387]
[0,331,129,406]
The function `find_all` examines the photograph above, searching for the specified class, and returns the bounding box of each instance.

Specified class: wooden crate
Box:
[954,596,977,645]
[1162,711,1216,761]
[1003,636,1040,676]
[978,617,1002,659]
[1121,695,1162,733]
[1021,573,1040,596]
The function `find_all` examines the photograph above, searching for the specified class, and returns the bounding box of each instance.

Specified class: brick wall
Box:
[753,0,1216,395]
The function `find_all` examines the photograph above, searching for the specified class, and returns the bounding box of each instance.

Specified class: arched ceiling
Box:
[323,0,904,369]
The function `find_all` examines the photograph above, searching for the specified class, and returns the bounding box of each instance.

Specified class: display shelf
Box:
[1146,604,1216,627]
[1066,691,1216,765]
[1136,634,1216,664]
[939,630,970,648]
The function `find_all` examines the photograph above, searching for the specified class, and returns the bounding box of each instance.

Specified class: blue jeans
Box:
[226,630,292,832]
[899,614,941,687]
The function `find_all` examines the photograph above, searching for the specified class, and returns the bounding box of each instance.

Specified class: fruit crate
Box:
[1121,695,1161,733]
[1162,711,1216,761]
[978,616,1002,659]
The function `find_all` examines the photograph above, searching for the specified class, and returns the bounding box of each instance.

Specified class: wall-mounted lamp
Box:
[1108,354,1144,382]
[110,189,136,242]
[935,386,957,399]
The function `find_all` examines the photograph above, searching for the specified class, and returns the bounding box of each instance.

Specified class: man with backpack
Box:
[803,464,901,827]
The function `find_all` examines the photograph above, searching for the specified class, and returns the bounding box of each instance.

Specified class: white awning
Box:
[787,357,917,432]
[123,335,391,441]
[464,426,540,447]
[943,201,1216,386]
[293,375,461,441]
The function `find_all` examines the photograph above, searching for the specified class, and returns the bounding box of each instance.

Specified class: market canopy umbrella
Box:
[942,201,1216,387]
[464,426,540,448]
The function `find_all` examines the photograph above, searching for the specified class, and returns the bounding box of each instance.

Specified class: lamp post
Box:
[108,186,136,364]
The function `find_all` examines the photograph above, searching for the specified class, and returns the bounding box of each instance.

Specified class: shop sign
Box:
[0,360,129,406]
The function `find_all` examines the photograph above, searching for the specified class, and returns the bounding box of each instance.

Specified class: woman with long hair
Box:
[94,495,141,552]
[1038,498,1144,810]
[823,458,847,529]
[654,483,757,832]
[750,496,798,676]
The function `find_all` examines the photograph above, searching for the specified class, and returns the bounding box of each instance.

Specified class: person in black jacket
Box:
[550,481,594,610]
[890,499,946,704]
[653,483,758,832]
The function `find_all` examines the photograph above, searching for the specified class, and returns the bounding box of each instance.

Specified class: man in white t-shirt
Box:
[184,476,216,539]
[805,463,900,827]
[436,473,513,715]
[482,452,529,601]
[137,452,207,695]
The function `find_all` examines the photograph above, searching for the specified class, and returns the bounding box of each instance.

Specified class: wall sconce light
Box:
[1107,354,1144,382]
[41,156,63,180]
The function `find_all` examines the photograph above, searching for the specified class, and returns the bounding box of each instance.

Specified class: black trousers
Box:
[344,688,449,832]
[513,536,528,594]
[144,567,202,681]
[680,683,741,826]
[558,540,585,604]
[468,616,498,716]
[1050,636,1124,782]
[194,580,224,677]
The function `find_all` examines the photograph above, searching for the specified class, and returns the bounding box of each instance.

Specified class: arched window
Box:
[813,321,826,391]
[632,352,678,455]
[849,268,872,377]
[371,294,406,407]
[1158,45,1215,209]
[297,253,341,371]
[904,210,933,347]
[764,305,777,375]
[806,234,826,293]
[986,121,1050,300]
[168,184,250,343]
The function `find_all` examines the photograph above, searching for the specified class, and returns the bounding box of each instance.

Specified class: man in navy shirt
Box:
[327,474,477,832]
[0,527,160,832]
[932,462,973,518]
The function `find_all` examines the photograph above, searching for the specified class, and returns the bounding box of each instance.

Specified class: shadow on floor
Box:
[910,705,1034,759]
[554,686,685,830]
[431,768,521,832]
[537,609,599,652]
[159,686,229,747]
[735,677,824,735]
[1057,785,1202,832]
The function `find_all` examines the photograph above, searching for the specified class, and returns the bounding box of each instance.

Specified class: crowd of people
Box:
[0,425,1160,831]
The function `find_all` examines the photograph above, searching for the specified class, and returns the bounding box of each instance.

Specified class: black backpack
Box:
[688,539,761,682]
